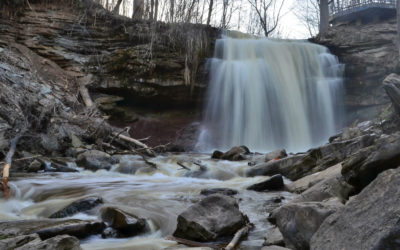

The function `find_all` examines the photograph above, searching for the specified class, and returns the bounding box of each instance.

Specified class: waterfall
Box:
[197,37,344,153]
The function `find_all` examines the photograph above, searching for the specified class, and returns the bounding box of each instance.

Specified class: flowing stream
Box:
[0,154,294,249]
[197,37,344,153]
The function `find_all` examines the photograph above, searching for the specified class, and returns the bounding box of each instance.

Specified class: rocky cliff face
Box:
[0,1,219,149]
[316,18,399,122]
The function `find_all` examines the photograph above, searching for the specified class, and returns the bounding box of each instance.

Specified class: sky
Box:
[280,0,311,39]
[113,0,312,39]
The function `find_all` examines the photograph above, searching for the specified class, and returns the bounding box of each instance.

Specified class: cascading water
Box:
[197,37,344,152]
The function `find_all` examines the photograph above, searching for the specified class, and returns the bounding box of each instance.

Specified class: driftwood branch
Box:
[225,223,253,250]
[113,132,156,157]
[177,161,191,170]
[1,133,24,199]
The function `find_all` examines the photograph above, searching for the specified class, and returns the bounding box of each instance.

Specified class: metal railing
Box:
[329,0,396,16]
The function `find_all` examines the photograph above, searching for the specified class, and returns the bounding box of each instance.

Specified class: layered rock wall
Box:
[316,19,399,122]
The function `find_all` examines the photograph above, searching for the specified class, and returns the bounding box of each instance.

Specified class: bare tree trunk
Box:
[154,0,159,21]
[206,0,214,25]
[132,0,144,20]
[112,0,123,14]
[319,0,329,34]
[150,0,154,20]
[169,0,175,22]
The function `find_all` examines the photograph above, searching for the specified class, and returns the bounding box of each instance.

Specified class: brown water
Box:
[0,154,294,250]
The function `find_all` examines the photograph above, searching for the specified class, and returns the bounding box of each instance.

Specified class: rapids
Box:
[197,38,344,153]
[0,154,294,249]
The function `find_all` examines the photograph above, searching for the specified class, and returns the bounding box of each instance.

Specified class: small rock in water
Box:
[211,146,251,161]
[173,194,247,242]
[200,188,238,196]
[265,149,287,162]
[101,207,146,237]
[76,150,118,171]
[26,160,43,172]
[49,196,103,218]
[247,174,284,191]
[101,227,119,239]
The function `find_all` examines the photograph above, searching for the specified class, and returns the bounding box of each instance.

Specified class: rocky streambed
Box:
[1,111,400,250]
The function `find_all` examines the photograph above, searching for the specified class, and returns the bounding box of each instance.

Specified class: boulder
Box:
[269,199,343,250]
[200,188,238,196]
[247,154,315,181]
[212,146,251,161]
[101,207,146,237]
[291,175,354,203]
[247,134,376,181]
[383,73,400,115]
[0,234,39,250]
[16,235,81,250]
[287,163,342,193]
[310,168,400,250]
[342,134,400,191]
[173,194,247,242]
[263,227,284,247]
[0,219,105,240]
[76,150,117,171]
[247,174,284,191]
[49,196,103,218]
[265,149,287,162]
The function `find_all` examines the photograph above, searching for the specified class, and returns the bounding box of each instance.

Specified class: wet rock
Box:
[49,196,103,218]
[101,207,146,237]
[261,246,291,250]
[76,150,117,171]
[200,188,238,196]
[212,146,251,161]
[40,134,60,152]
[0,219,105,240]
[383,73,400,115]
[247,174,284,191]
[36,221,105,240]
[26,160,43,172]
[269,199,343,250]
[263,227,284,246]
[287,164,342,193]
[311,167,400,250]
[265,149,287,162]
[342,134,400,191]
[16,235,81,250]
[173,194,247,242]
[0,234,39,250]
[247,154,315,181]
[247,134,376,181]
[291,175,354,203]
[101,227,119,239]
[114,160,148,175]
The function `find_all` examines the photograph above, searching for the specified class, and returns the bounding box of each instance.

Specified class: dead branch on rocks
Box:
[113,132,156,157]
[224,223,253,250]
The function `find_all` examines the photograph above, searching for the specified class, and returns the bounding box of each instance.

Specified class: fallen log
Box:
[1,133,24,199]
[177,161,191,170]
[225,223,253,250]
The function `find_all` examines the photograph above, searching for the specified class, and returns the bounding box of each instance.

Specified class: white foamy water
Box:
[197,38,344,153]
[0,154,294,249]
